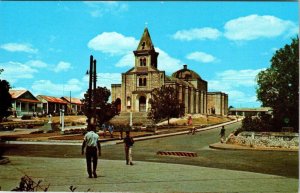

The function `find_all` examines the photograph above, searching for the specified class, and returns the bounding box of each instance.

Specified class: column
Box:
[195,90,199,114]
[190,88,194,114]
[185,86,189,114]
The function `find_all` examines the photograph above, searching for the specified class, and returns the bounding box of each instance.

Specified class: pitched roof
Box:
[37,95,68,104]
[9,90,27,99]
[9,90,40,103]
[136,28,155,51]
[61,97,83,105]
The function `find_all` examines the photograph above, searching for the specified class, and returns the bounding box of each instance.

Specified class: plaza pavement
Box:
[0,156,298,192]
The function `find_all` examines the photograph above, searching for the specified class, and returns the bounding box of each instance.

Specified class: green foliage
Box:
[256,37,299,131]
[0,78,12,122]
[11,175,49,192]
[148,86,185,124]
[81,86,117,126]
[242,114,275,132]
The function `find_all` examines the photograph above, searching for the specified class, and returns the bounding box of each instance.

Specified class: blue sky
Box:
[0,1,298,108]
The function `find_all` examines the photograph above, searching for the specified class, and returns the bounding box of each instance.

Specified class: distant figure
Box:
[189,126,196,135]
[48,114,52,123]
[187,116,195,134]
[109,125,114,138]
[102,123,107,138]
[81,125,101,178]
[187,115,193,126]
[124,131,134,165]
[120,127,124,139]
[220,126,226,143]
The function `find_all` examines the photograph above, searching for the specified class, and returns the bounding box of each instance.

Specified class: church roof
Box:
[172,64,203,81]
[136,28,155,51]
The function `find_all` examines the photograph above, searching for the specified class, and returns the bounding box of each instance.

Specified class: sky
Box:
[0,1,298,108]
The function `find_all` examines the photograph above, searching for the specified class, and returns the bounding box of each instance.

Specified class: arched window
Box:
[139,78,143,86]
[127,97,131,109]
[143,58,146,66]
[139,58,143,66]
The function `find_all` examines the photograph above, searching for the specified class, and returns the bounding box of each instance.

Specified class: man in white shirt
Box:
[82,125,101,178]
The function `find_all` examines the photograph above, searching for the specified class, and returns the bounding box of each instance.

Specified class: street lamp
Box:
[86,55,97,130]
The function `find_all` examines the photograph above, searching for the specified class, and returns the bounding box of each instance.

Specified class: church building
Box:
[111,28,228,116]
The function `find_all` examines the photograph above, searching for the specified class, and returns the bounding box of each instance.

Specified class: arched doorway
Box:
[139,96,146,112]
[115,98,121,113]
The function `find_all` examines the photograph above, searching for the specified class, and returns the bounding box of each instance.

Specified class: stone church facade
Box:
[111,28,228,115]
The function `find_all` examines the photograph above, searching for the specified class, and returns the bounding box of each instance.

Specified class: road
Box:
[1,121,298,178]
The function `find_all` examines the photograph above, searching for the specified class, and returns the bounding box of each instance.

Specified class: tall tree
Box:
[256,37,299,131]
[0,70,12,122]
[148,86,185,125]
[81,86,117,126]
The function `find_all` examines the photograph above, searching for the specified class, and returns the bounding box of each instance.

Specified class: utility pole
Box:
[87,55,97,130]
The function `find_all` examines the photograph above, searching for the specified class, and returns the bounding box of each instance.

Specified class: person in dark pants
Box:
[124,131,134,165]
[82,125,101,178]
[220,126,226,143]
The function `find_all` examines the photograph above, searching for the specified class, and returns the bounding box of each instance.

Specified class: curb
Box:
[209,142,299,152]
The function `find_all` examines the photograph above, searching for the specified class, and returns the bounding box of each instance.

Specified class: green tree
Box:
[81,86,117,126]
[0,70,12,122]
[148,86,185,125]
[256,37,299,131]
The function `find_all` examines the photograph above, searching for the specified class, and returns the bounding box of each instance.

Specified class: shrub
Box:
[21,115,31,120]
[242,115,272,132]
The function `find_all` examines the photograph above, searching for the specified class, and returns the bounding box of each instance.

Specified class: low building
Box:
[61,96,83,115]
[228,107,273,117]
[9,90,41,117]
[36,95,68,116]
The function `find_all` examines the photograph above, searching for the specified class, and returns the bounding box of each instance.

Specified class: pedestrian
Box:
[220,126,226,143]
[109,124,114,138]
[124,131,134,165]
[102,123,107,138]
[187,115,193,126]
[81,125,101,178]
[120,126,123,139]
[187,115,194,134]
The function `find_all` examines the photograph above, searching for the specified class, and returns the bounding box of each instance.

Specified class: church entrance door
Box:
[139,96,146,112]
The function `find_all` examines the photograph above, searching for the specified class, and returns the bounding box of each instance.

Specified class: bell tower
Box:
[133,28,159,69]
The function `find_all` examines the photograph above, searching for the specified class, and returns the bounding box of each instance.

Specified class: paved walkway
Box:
[0,156,298,192]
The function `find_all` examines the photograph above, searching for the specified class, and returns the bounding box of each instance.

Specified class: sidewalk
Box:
[0,156,298,192]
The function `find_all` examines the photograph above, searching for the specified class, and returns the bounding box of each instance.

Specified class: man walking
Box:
[124,131,134,165]
[220,126,226,143]
[82,125,101,178]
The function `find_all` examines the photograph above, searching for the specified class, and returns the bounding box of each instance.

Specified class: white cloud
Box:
[32,78,83,96]
[208,69,264,107]
[0,43,38,53]
[88,32,138,55]
[26,60,48,68]
[53,61,72,73]
[172,27,221,41]
[155,47,184,74]
[115,52,135,67]
[224,14,298,41]
[215,69,264,87]
[84,2,128,18]
[98,73,121,89]
[186,51,217,63]
[0,61,38,84]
